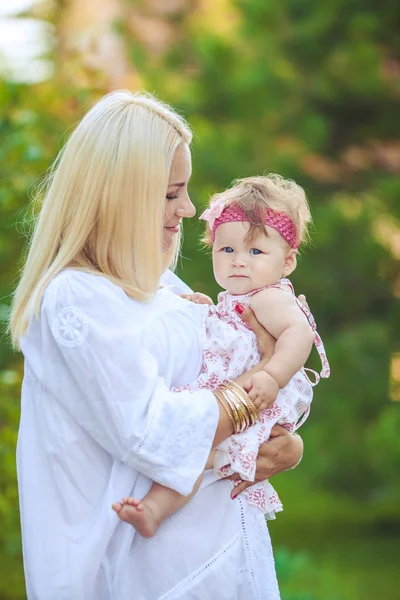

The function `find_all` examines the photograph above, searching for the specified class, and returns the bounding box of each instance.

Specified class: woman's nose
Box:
[176,193,196,219]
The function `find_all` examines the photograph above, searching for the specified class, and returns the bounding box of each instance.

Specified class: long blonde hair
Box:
[10,90,192,348]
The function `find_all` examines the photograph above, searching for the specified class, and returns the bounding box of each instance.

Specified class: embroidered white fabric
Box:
[17,269,281,600]
[51,306,89,347]
[237,496,280,600]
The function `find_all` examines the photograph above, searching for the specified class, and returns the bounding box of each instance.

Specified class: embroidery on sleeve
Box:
[51,307,89,347]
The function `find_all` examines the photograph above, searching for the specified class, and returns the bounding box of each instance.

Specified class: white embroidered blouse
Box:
[17,269,280,600]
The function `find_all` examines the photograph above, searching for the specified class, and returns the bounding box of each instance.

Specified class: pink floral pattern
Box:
[174,278,330,517]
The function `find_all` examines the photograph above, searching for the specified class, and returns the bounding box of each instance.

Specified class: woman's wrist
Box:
[213,399,235,446]
[213,380,259,443]
[288,433,303,470]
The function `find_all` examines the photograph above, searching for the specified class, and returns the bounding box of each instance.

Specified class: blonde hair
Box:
[10,90,192,348]
[203,174,311,247]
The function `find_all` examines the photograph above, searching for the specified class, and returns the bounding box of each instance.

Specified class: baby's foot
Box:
[112,496,162,538]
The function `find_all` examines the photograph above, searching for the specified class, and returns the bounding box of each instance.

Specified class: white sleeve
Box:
[160,269,193,295]
[37,272,218,495]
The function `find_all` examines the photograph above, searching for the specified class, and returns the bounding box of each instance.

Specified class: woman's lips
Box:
[165,225,180,234]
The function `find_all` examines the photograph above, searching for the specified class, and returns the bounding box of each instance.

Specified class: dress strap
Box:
[274,277,295,293]
[246,278,294,298]
[292,294,330,382]
[294,405,311,430]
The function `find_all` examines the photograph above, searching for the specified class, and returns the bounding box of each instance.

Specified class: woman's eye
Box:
[166,193,179,200]
[222,247,234,253]
[250,248,262,255]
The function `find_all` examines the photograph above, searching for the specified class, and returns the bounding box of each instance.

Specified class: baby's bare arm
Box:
[250,288,314,388]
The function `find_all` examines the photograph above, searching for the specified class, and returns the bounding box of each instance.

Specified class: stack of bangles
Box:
[214,380,259,434]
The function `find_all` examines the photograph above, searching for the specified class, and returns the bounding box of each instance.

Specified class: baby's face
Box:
[212,221,296,295]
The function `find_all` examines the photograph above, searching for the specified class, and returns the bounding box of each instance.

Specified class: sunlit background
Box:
[0,1,399,599]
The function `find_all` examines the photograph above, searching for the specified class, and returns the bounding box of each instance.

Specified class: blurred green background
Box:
[0,1,399,598]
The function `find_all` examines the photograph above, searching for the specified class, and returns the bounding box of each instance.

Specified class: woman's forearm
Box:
[205,448,217,470]
[212,401,235,446]
[212,356,272,446]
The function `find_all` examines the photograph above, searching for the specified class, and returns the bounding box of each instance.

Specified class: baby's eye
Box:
[250,248,262,255]
[222,247,234,253]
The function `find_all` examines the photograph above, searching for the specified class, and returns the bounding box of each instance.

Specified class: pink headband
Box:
[199,198,298,248]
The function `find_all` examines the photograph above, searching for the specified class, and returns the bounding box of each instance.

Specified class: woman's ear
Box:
[283,249,297,276]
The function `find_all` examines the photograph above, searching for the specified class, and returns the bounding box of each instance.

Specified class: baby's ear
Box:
[283,249,297,276]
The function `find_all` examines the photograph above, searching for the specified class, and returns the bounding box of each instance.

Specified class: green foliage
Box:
[1,0,400,598]
[276,547,345,600]
[0,371,25,599]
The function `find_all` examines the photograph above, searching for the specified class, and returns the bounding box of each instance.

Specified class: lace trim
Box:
[237,495,258,597]
[238,497,281,599]
[158,533,241,600]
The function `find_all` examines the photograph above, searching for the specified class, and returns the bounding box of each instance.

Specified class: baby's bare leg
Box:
[112,473,203,538]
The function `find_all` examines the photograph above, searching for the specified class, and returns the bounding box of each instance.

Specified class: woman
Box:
[11,91,303,599]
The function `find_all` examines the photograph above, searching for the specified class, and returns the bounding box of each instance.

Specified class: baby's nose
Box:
[232,255,246,267]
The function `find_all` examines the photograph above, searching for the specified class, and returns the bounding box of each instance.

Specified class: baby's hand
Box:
[248,371,279,412]
[181,292,214,305]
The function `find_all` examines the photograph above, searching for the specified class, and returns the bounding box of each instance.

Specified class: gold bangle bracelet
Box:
[224,388,244,432]
[220,382,252,432]
[215,380,260,434]
[214,389,236,431]
[222,386,247,432]
[230,381,259,423]
[225,386,250,431]
[216,386,245,433]
[221,383,247,432]
[224,380,259,426]
[237,391,259,425]
[215,388,242,433]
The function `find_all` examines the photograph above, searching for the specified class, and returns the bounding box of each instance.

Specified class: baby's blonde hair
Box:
[203,174,311,248]
[10,90,192,348]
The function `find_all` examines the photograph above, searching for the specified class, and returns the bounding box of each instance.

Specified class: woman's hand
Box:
[234,303,275,360]
[254,425,303,478]
[230,425,303,498]
[231,303,275,393]
[297,294,309,310]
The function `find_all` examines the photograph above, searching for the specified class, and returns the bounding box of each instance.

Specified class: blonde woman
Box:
[11,91,303,600]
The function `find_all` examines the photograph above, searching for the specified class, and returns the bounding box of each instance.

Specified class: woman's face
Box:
[163,142,195,252]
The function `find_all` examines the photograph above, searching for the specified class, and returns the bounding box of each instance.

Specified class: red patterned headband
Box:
[200,198,298,248]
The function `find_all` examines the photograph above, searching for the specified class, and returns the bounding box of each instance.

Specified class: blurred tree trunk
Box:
[56,0,132,88]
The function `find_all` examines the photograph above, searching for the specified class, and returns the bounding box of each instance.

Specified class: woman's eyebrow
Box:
[168,182,185,188]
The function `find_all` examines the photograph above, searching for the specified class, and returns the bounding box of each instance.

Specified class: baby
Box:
[113,174,330,536]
